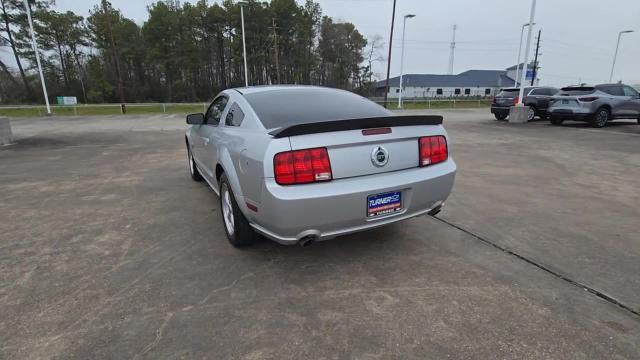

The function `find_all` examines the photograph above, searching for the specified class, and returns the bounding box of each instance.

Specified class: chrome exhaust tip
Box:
[298,235,317,247]
[428,202,444,216]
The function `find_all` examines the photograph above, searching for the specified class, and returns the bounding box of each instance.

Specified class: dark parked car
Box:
[548,84,640,127]
[491,86,559,121]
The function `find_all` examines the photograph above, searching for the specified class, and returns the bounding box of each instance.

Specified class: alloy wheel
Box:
[221,183,235,236]
[188,150,195,175]
[596,110,608,127]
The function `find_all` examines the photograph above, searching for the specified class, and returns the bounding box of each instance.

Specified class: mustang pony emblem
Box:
[371,146,389,167]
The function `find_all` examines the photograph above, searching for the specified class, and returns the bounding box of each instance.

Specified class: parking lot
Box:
[1,109,639,359]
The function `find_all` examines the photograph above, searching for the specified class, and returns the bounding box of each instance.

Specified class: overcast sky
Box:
[3,0,640,86]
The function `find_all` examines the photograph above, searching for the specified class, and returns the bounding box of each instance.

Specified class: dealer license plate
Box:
[367,191,402,218]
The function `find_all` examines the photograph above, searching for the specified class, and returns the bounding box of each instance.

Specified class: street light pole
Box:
[240,4,249,87]
[609,30,634,82]
[398,14,415,109]
[514,22,535,87]
[23,0,51,115]
[517,0,536,106]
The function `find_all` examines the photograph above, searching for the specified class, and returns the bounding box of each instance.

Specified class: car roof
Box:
[563,84,626,89]
[233,85,342,95]
[594,83,629,88]
[236,86,390,129]
[501,86,556,91]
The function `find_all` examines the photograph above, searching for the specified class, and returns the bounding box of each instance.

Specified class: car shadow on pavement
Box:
[238,221,414,260]
[559,120,638,128]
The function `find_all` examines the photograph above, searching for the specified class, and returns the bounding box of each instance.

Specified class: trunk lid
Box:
[495,97,516,106]
[494,88,533,106]
[551,87,596,108]
[550,97,581,108]
[287,125,445,179]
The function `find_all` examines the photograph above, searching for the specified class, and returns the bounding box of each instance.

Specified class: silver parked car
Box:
[548,84,640,127]
[185,86,456,247]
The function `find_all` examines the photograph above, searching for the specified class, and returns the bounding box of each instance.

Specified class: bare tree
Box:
[365,34,384,83]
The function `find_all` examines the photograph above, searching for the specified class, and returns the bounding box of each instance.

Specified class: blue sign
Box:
[526,70,535,80]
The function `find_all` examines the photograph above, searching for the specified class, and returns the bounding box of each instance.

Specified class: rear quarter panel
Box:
[225,129,290,206]
[213,91,292,213]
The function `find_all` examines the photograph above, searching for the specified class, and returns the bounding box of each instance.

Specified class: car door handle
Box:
[204,138,210,145]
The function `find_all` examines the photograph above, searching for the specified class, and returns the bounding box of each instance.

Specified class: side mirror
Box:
[186,113,205,125]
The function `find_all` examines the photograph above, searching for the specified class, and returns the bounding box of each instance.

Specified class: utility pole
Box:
[509,0,537,123]
[514,22,535,87]
[517,0,536,105]
[447,24,457,75]
[102,0,125,107]
[531,29,541,86]
[23,0,50,115]
[272,18,280,84]
[383,0,397,108]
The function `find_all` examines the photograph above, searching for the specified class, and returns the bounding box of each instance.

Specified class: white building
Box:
[377,64,534,99]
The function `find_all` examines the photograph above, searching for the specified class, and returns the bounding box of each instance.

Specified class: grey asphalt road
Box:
[1,111,639,359]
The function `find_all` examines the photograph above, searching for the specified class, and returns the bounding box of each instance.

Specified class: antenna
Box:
[448,24,457,75]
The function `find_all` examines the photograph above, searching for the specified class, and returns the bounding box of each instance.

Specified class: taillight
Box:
[513,96,519,105]
[274,147,332,185]
[579,96,599,102]
[419,136,448,167]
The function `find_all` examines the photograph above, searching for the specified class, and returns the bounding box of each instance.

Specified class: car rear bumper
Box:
[491,106,510,115]
[549,108,592,121]
[249,160,457,245]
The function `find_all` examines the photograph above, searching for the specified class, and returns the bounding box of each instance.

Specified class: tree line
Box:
[0,0,385,104]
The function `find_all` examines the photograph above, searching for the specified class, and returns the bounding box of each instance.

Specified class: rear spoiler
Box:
[268,115,443,138]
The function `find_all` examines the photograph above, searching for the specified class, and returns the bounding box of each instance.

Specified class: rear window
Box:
[496,88,533,97]
[496,89,519,97]
[559,87,595,96]
[530,88,558,96]
[244,88,390,129]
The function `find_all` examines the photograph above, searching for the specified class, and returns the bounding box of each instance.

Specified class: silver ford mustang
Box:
[185,86,456,247]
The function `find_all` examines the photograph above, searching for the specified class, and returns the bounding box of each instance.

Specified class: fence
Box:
[372,98,493,109]
[0,99,492,117]
[0,103,209,117]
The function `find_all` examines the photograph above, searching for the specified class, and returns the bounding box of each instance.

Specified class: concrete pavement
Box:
[1,111,639,359]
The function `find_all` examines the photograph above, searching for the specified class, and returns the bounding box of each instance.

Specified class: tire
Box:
[219,174,256,247]
[494,113,507,121]
[187,142,203,182]
[526,106,536,122]
[590,107,609,128]
[549,116,564,125]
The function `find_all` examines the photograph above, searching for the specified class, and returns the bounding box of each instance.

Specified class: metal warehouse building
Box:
[377,64,534,99]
